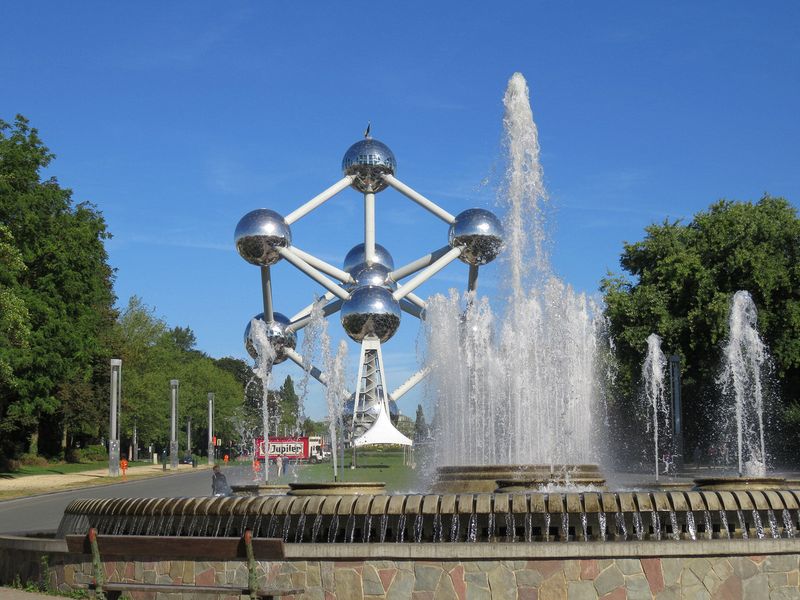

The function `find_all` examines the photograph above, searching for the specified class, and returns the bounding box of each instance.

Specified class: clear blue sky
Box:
[2,2,798,419]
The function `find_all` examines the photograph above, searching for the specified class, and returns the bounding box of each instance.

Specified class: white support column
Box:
[389,367,430,401]
[284,347,330,386]
[260,266,274,322]
[382,174,456,224]
[285,176,354,225]
[276,247,351,300]
[290,247,354,283]
[364,192,376,264]
[289,291,336,323]
[393,246,463,301]
[287,298,344,333]
[388,245,453,282]
[399,299,424,320]
[404,292,427,310]
[468,265,479,292]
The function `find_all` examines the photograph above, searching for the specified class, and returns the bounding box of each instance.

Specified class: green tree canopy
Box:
[602,196,800,459]
[0,115,116,458]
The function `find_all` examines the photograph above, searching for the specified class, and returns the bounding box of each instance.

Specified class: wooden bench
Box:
[66,528,303,599]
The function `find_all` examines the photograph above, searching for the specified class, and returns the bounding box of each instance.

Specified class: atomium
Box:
[244,312,296,364]
[350,264,396,291]
[235,209,292,266]
[448,208,505,266]
[342,138,396,193]
[343,242,395,275]
[340,285,401,343]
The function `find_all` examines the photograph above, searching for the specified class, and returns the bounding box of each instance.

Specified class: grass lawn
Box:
[1,460,119,479]
[289,447,421,492]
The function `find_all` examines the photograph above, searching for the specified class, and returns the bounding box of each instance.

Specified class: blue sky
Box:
[2,2,798,419]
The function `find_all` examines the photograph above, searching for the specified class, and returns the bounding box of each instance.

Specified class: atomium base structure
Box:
[234,133,504,448]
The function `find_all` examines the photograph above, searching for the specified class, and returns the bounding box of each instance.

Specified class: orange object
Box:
[223,454,229,463]
[119,458,128,481]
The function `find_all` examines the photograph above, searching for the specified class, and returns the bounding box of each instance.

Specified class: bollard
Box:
[192,457,197,468]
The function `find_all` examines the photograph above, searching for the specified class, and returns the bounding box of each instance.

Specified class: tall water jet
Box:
[426,73,604,477]
[718,290,770,477]
[322,324,348,481]
[249,317,277,483]
[641,334,670,481]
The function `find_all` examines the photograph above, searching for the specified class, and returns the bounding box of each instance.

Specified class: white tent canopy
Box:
[353,401,412,447]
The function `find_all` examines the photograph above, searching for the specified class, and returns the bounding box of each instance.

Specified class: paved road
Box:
[0,469,214,534]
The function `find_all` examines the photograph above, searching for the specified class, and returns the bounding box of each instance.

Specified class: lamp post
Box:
[669,355,683,468]
[170,379,179,469]
[109,359,122,476]
[207,392,215,466]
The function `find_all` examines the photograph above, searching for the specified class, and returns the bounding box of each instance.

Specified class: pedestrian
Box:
[211,465,231,496]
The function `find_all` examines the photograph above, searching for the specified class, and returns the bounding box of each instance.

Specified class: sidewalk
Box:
[0,589,57,599]
[0,462,209,499]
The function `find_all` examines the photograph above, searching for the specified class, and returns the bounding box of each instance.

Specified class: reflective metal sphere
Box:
[341,138,396,193]
[234,209,291,266]
[342,243,395,275]
[448,208,505,265]
[244,312,296,364]
[350,264,396,291]
[340,285,402,343]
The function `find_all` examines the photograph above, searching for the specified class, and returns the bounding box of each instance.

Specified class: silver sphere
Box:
[244,312,296,364]
[448,208,505,265]
[343,242,395,275]
[342,138,396,193]
[350,264,397,291]
[235,209,291,266]
[340,285,402,343]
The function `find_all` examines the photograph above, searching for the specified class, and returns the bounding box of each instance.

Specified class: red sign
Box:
[255,437,310,460]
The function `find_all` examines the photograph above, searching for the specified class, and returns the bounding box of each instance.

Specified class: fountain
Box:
[5,74,800,599]
[641,333,670,481]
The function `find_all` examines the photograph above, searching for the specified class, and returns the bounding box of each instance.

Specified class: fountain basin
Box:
[287,482,387,496]
[694,477,788,491]
[434,464,606,493]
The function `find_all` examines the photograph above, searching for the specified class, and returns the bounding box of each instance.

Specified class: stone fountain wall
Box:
[2,538,799,599]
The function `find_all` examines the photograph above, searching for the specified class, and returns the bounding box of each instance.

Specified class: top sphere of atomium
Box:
[343,242,395,276]
[448,208,505,266]
[244,312,296,364]
[342,138,396,193]
[235,209,291,266]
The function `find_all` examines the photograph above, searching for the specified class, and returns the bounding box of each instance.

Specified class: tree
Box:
[602,196,800,460]
[0,115,116,458]
[0,224,29,387]
[414,404,428,442]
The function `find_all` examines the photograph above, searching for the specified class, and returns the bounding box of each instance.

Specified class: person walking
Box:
[211,465,232,496]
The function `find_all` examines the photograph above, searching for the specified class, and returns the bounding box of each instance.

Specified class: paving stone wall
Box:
[3,548,799,599]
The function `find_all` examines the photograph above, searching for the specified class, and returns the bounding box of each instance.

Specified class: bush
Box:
[19,453,49,467]
[73,444,107,463]
[0,457,21,472]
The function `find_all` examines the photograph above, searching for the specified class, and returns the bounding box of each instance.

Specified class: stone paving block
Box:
[616,559,642,576]
[626,573,651,600]
[594,565,624,596]
[334,568,363,599]
[580,560,600,581]
[517,587,538,600]
[564,561,581,581]
[465,582,491,600]
[307,564,321,587]
[434,569,459,600]
[414,564,442,591]
[465,571,488,589]
[769,572,790,588]
[660,559,683,586]
[770,588,800,600]
[362,565,384,596]
[539,572,566,600]
[386,570,414,600]
[765,555,799,573]
[378,568,397,591]
[488,565,515,598]
[567,580,597,600]
[730,556,759,579]
[743,573,769,599]
[515,568,543,587]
